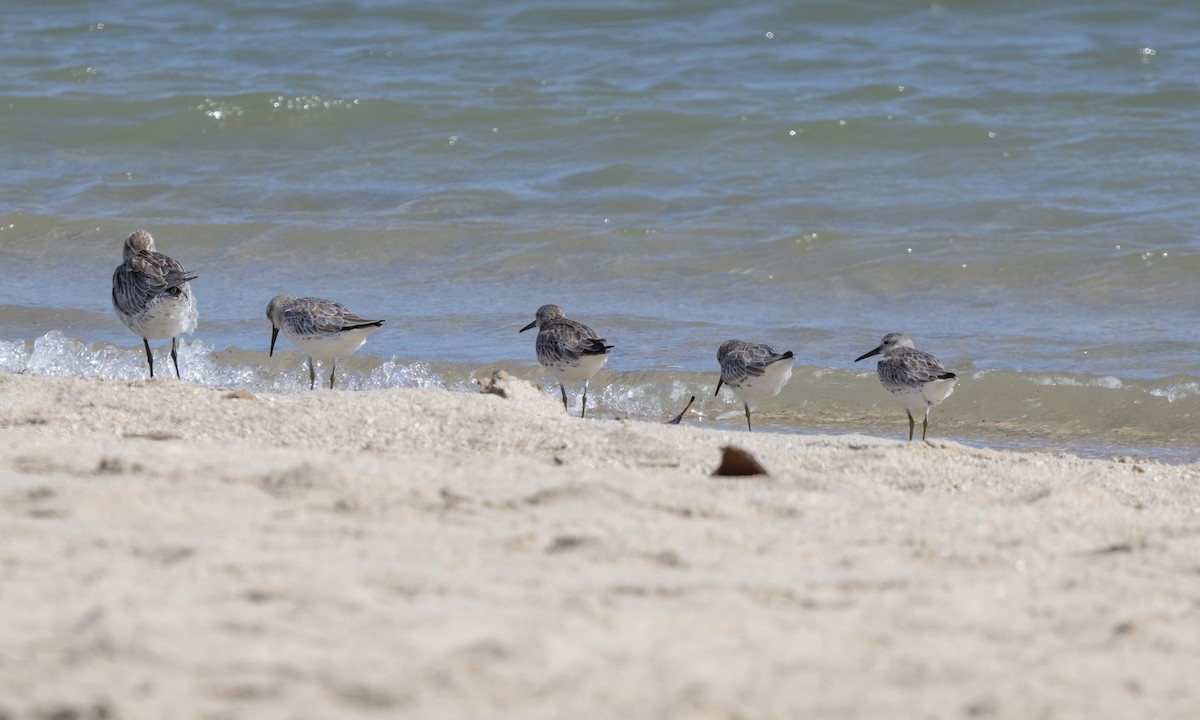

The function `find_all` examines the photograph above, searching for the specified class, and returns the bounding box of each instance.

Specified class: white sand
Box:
[1,371,1198,719]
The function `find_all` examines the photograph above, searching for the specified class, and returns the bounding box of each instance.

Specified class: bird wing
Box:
[538,319,611,363]
[288,298,383,335]
[880,349,955,386]
[721,343,792,384]
[112,251,196,314]
[130,251,196,293]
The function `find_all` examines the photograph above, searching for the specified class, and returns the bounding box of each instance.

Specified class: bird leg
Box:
[906,409,915,441]
[308,357,316,390]
[581,380,589,419]
[559,383,569,413]
[744,402,753,432]
[922,411,929,441]
[329,360,337,390]
[170,336,181,379]
[143,338,155,378]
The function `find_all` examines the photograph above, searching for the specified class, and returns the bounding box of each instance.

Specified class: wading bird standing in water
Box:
[520,304,613,418]
[855,332,957,441]
[111,230,198,380]
[266,295,385,390]
[715,339,795,432]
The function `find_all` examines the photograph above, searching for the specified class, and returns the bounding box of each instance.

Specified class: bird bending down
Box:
[266,295,384,390]
[111,230,198,380]
[519,304,613,418]
[714,339,795,432]
[855,332,957,441]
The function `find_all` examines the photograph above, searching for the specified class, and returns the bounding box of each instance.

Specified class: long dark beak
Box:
[714,378,724,397]
[855,345,882,362]
[519,320,537,333]
[270,326,279,357]
[667,396,696,425]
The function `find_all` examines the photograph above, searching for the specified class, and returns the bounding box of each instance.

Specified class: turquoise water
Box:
[2,0,1199,459]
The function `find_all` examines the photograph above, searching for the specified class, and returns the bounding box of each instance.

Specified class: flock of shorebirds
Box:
[111,230,958,441]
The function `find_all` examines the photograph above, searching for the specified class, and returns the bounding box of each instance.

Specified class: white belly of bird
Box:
[732,360,794,406]
[121,293,198,340]
[548,352,609,383]
[889,377,957,414]
[286,326,379,360]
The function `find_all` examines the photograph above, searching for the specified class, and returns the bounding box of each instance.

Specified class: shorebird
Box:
[714,339,795,432]
[519,304,613,417]
[266,295,384,390]
[855,332,957,441]
[111,230,198,379]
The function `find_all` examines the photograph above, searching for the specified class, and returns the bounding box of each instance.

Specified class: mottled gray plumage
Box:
[716,340,793,389]
[519,304,612,417]
[111,230,198,379]
[266,294,385,390]
[715,339,795,432]
[855,332,957,441]
[528,306,609,367]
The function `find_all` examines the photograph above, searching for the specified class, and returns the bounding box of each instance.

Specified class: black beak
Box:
[855,345,882,362]
[667,396,696,425]
[714,378,724,397]
[270,326,279,357]
[519,320,537,333]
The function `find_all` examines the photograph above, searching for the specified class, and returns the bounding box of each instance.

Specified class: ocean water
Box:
[2,0,1199,460]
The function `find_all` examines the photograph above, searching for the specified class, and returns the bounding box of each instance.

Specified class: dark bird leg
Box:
[922,410,929,441]
[170,336,181,379]
[905,409,915,441]
[581,380,590,419]
[329,360,337,390]
[559,383,569,413]
[744,402,753,433]
[308,357,316,390]
[142,338,155,378]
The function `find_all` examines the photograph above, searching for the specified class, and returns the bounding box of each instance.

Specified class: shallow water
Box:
[2,0,1199,461]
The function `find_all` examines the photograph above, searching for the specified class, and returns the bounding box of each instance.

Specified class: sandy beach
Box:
[1,370,1198,719]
